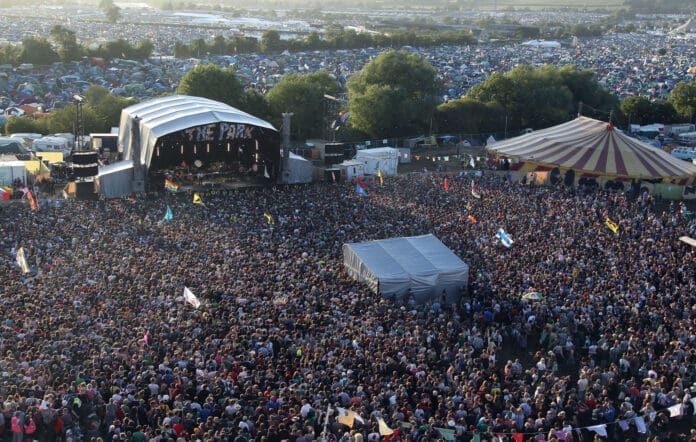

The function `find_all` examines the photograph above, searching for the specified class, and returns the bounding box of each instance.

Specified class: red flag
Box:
[181,160,187,168]
[443,177,449,191]
[356,176,367,190]
[467,214,477,224]
[27,191,38,211]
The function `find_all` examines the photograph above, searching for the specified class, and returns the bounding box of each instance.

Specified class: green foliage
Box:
[669,80,696,120]
[260,30,282,54]
[50,26,82,62]
[266,71,341,140]
[176,64,244,107]
[347,50,439,138]
[105,4,121,23]
[436,98,506,135]
[464,64,616,131]
[620,96,653,125]
[4,116,46,135]
[18,37,59,66]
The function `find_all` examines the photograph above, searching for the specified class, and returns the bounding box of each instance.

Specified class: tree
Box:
[18,37,59,66]
[105,5,121,23]
[436,98,506,135]
[50,25,82,62]
[4,116,44,135]
[346,50,439,138]
[176,64,244,107]
[266,71,341,141]
[620,96,653,125]
[260,30,282,54]
[669,80,696,121]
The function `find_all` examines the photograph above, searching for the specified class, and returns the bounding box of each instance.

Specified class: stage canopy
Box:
[487,116,696,185]
[342,234,469,304]
[118,95,280,175]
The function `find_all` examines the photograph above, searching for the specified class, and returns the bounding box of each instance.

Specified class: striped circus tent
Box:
[487,117,696,185]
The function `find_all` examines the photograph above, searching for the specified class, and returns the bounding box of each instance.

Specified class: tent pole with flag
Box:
[443,177,449,191]
[471,180,482,199]
[192,192,205,206]
[377,417,393,436]
[164,178,179,192]
[164,205,174,221]
[605,217,619,233]
[183,286,201,308]
[377,168,384,186]
[27,191,38,211]
[336,407,365,429]
[355,183,368,197]
[497,228,514,248]
[16,247,31,274]
[264,212,275,225]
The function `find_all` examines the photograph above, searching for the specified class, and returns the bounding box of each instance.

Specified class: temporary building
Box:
[338,159,365,181]
[487,116,696,185]
[0,160,27,186]
[96,160,134,198]
[284,152,312,184]
[355,147,399,176]
[342,234,469,304]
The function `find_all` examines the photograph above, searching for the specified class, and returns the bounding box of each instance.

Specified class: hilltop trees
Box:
[347,50,439,138]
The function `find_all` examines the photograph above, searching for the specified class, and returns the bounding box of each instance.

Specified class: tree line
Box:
[5,52,694,143]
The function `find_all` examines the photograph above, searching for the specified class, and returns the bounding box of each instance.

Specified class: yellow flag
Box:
[377,169,384,186]
[264,212,275,225]
[377,417,393,436]
[193,192,205,206]
[605,217,619,233]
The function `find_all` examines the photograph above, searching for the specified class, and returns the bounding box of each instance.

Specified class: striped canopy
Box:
[488,117,696,184]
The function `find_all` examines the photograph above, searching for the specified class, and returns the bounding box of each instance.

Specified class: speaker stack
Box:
[67,151,100,200]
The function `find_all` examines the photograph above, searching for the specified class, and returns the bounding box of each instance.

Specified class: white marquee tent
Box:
[342,234,468,304]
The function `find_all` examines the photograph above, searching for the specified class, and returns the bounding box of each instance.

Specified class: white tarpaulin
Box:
[285,152,313,184]
[342,234,468,303]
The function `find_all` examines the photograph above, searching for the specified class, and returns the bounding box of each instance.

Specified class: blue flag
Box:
[496,228,513,248]
[164,205,173,221]
[356,183,368,197]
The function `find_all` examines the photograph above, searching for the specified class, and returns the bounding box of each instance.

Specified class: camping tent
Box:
[284,152,312,184]
[487,116,696,185]
[342,234,469,304]
[355,147,399,176]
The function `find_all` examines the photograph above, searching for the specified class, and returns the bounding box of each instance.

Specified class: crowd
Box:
[1,171,695,442]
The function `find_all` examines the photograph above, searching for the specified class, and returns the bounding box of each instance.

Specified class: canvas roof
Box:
[487,116,696,183]
[119,95,277,168]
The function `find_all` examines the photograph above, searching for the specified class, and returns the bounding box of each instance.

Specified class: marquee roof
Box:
[487,116,696,183]
[118,95,277,168]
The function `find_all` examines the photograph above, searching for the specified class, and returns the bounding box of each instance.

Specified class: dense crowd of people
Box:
[1,171,695,442]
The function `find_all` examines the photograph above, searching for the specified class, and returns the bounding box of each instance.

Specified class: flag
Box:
[497,228,513,248]
[143,330,150,345]
[355,183,368,197]
[27,191,38,211]
[435,428,455,441]
[181,160,187,168]
[336,408,365,428]
[356,176,367,190]
[469,156,475,168]
[634,416,647,433]
[377,417,393,436]
[377,169,384,186]
[667,404,683,418]
[605,217,619,233]
[587,424,607,437]
[264,165,270,179]
[183,286,201,309]
[467,214,477,224]
[471,180,482,199]
[331,171,337,183]
[679,236,696,247]
[264,212,275,225]
[193,192,205,206]
[443,177,449,191]
[16,247,30,274]
[164,178,179,192]
[164,205,173,221]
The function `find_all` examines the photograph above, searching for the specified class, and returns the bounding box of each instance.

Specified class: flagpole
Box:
[321,404,331,442]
